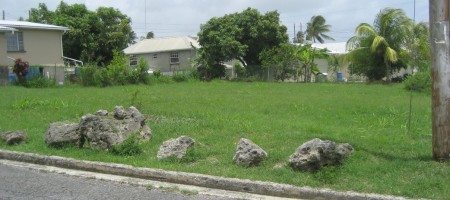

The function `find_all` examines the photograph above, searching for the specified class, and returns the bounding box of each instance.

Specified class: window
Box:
[6,31,24,52]
[170,52,179,64]
[129,55,137,66]
[153,54,158,59]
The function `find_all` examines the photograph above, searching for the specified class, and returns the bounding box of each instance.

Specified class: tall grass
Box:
[0,82,446,199]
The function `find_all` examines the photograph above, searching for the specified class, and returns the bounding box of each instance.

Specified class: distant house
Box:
[311,42,350,81]
[0,20,70,85]
[123,36,200,74]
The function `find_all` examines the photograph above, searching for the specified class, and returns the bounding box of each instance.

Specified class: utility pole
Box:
[430,0,450,161]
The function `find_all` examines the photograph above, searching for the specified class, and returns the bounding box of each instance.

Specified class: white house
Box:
[311,42,350,81]
[123,36,200,74]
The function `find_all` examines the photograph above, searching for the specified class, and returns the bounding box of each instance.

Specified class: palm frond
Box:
[385,47,398,63]
[371,36,387,52]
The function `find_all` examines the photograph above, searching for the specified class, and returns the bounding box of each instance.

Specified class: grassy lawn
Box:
[0,81,447,199]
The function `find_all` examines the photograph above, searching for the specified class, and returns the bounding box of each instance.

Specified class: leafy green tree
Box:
[260,43,298,82]
[28,2,136,65]
[346,8,413,81]
[407,22,430,72]
[146,31,154,39]
[297,44,328,82]
[305,15,334,43]
[197,8,288,79]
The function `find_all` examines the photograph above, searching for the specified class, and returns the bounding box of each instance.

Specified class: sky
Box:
[0,0,429,43]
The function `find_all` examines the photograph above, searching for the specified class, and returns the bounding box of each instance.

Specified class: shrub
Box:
[172,73,188,82]
[94,67,112,87]
[111,134,142,156]
[133,57,150,84]
[22,76,56,88]
[403,71,431,92]
[153,69,161,78]
[80,65,98,86]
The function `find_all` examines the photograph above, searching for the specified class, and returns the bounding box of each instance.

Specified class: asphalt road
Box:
[0,162,239,200]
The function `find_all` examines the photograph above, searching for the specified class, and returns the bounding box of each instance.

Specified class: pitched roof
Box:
[0,26,17,32]
[123,36,200,55]
[311,42,348,54]
[0,20,69,31]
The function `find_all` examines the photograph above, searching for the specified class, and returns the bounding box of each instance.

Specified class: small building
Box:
[0,20,70,85]
[123,36,200,74]
[311,42,350,82]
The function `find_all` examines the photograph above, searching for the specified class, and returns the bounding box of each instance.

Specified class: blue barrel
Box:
[75,67,81,76]
[337,72,343,81]
[9,73,16,84]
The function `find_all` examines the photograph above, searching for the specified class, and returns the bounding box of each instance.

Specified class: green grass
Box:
[0,81,447,199]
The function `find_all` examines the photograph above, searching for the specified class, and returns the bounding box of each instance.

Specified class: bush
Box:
[403,71,431,92]
[111,134,142,156]
[80,65,98,86]
[153,69,161,78]
[22,76,56,88]
[172,73,188,82]
[80,53,150,87]
[94,67,112,87]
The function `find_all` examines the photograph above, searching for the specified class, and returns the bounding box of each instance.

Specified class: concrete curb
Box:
[0,149,414,200]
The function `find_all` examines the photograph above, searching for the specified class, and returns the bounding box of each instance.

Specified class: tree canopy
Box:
[305,15,334,44]
[197,8,288,79]
[29,2,136,65]
[346,8,413,81]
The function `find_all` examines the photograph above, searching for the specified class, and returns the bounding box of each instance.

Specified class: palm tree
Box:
[305,15,335,43]
[346,8,413,82]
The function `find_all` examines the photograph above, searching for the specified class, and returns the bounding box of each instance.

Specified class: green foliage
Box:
[28,2,136,65]
[153,69,161,78]
[134,57,150,84]
[346,8,413,81]
[111,134,142,156]
[233,62,246,78]
[260,43,297,82]
[79,53,149,87]
[297,44,328,82]
[107,51,130,85]
[146,31,154,39]
[306,15,335,43]
[403,71,431,93]
[172,73,188,82]
[21,76,56,88]
[197,8,288,78]
[93,67,112,87]
[80,65,98,86]
[151,75,173,84]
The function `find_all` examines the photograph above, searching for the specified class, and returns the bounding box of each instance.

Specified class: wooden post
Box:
[430,0,450,161]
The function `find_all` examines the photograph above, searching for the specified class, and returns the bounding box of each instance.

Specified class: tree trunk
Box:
[430,0,450,161]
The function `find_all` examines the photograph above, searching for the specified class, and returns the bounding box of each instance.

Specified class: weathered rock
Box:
[114,106,127,119]
[96,110,108,116]
[44,122,80,147]
[288,138,354,172]
[157,136,195,160]
[1,131,27,145]
[79,106,152,151]
[233,138,267,167]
